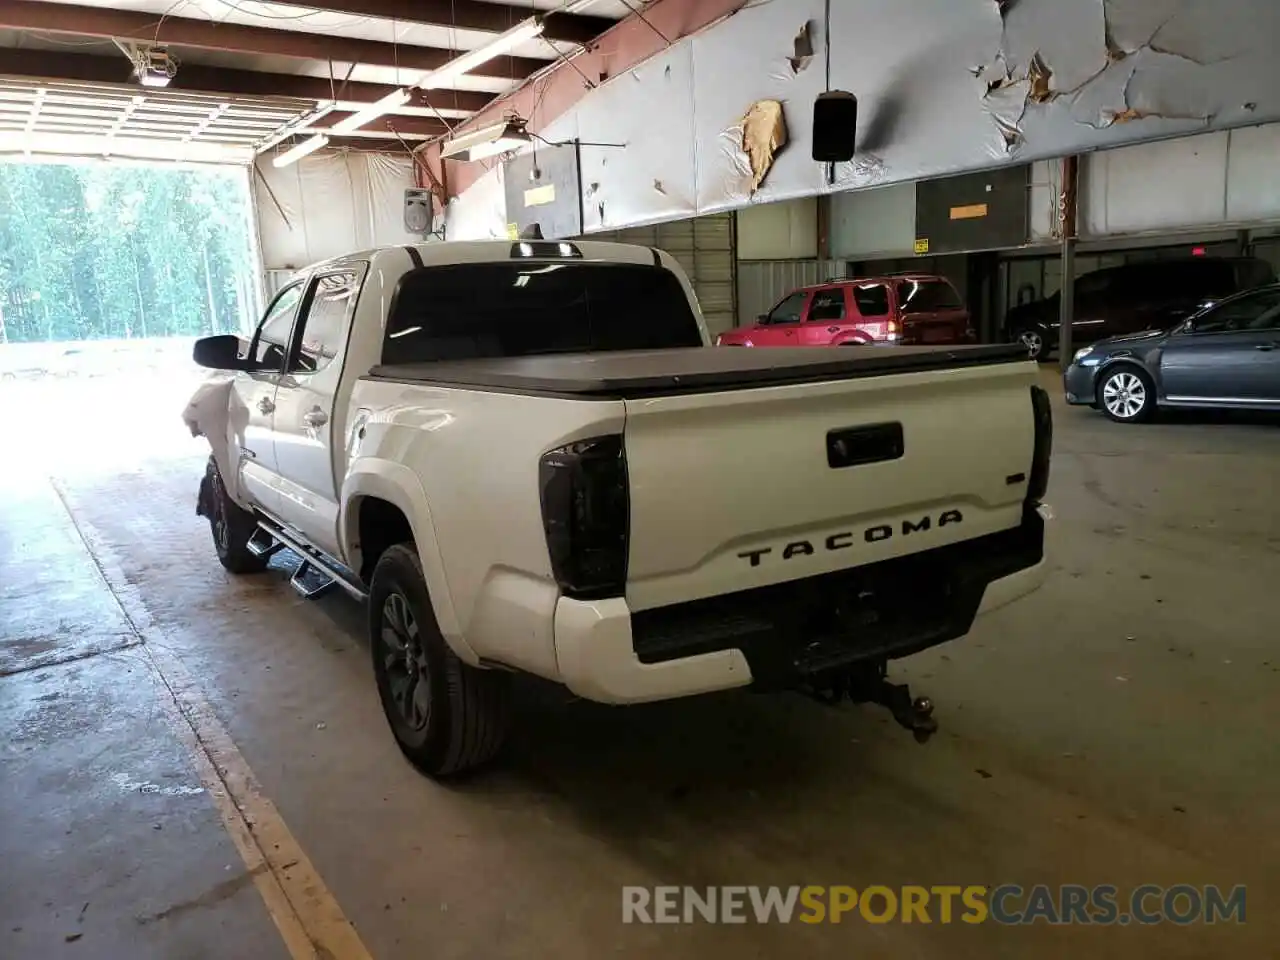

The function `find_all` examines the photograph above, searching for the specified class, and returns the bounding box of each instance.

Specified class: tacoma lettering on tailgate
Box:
[737,510,964,567]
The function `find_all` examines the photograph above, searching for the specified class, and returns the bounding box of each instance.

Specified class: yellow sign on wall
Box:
[913,238,930,254]
[524,184,557,207]
[949,203,989,220]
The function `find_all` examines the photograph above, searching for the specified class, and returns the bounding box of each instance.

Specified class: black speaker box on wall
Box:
[812,91,858,163]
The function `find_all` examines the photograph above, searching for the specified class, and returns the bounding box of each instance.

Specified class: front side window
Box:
[252,283,305,368]
[1191,288,1280,334]
[290,270,363,373]
[382,261,703,365]
[765,292,807,325]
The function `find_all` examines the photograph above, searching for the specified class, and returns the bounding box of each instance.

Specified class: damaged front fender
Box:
[182,375,250,509]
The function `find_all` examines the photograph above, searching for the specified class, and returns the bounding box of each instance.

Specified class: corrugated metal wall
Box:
[736,260,846,326]
[592,212,737,337]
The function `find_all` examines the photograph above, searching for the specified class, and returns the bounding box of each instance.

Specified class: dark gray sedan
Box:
[1063,283,1280,422]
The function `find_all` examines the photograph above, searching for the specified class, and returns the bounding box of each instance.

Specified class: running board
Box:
[252,517,368,603]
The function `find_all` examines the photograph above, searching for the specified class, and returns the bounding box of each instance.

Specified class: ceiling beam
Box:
[0,0,551,79]
[0,47,495,114]
[244,0,616,46]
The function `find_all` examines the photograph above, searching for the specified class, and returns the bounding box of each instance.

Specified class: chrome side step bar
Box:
[252,517,368,603]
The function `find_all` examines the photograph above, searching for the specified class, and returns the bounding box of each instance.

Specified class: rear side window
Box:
[1234,259,1276,291]
[808,288,846,321]
[291,269,363,373]
[1178,260,1234,296]
[382,261,703,365]
[895,279,962,313]
[852,283,889,317]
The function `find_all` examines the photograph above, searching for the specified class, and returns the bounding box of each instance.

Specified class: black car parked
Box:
[1063,282,1280,422]
[1006,257,1275,361]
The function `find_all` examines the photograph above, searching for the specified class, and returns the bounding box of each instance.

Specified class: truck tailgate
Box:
[622,360,1038,612]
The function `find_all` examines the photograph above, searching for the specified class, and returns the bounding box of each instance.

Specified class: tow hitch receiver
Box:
[805,663,939,743]
[857,678,937,743]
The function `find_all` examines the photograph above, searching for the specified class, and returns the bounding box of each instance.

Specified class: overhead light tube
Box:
[420,17,545,90]
[327,87,412,135]
[273,133,329,168]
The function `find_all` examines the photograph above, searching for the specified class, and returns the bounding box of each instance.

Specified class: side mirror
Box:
[756,313,769,324]
[193,334,254,371]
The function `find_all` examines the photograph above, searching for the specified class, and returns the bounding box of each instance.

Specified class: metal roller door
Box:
[590,213,737,337]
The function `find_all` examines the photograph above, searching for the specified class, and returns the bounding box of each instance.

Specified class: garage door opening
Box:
[0,158,259,477]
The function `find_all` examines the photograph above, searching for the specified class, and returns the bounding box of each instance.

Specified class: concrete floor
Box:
[2,363,1278,959]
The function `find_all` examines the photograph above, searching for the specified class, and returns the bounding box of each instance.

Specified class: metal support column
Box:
[1057,155,1079,372]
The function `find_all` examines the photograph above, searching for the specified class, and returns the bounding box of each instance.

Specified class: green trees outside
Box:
[0,160,259,345]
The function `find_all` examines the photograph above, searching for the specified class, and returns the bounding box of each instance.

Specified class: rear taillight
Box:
[539,436,629,599]
[1028,385,1053,502]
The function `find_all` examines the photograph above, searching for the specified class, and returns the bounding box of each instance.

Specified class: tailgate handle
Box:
[826,422,904,469]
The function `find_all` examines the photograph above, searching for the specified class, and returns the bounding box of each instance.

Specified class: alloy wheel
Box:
[210,472,230,552]
[1101,371,1147,419]
[380,592,431,732]
[1019,330,1043,359]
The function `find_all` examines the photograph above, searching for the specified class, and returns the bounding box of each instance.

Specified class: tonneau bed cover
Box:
[368,343,1029,398]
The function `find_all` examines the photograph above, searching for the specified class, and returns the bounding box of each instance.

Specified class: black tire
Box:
[204,457,269,574]
[1096,365,1156,423]
[1016,327,1050,362]
[368,544,511,778]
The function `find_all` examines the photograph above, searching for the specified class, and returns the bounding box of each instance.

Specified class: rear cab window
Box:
[895,279,963,313]
[381,261,704,365]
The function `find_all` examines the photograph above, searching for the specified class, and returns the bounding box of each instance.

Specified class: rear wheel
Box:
[1097,366,1155,423]
[1017,327,1050,362]
[369,544,511,778]
[204,457,268,574]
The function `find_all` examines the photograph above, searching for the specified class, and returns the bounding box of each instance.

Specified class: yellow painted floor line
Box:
[52,480,374,960]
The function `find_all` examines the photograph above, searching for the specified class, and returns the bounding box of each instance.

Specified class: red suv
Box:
[718,275,974,347]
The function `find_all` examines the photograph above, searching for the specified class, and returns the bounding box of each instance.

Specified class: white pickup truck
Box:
[184,239,1052,777]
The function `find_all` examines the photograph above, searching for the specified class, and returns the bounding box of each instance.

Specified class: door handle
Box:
[257,397,275,415]
[1255,344,1276,351]
[828,326,840,333]
[303,408,328,427]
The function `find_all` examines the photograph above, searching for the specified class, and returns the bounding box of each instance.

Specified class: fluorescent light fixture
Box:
[137,73,171,88]
[441,120,531,161]
[328,87,412,135]
[273,133,329,168]
[420,17,544,90]
[258,103,337,154]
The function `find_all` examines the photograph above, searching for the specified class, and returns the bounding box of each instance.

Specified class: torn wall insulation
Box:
[443,0,1280,241]
[740,100,788,193]
[254,151,420,270]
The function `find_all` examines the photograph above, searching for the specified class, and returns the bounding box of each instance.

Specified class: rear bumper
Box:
[553,506,1048,705]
